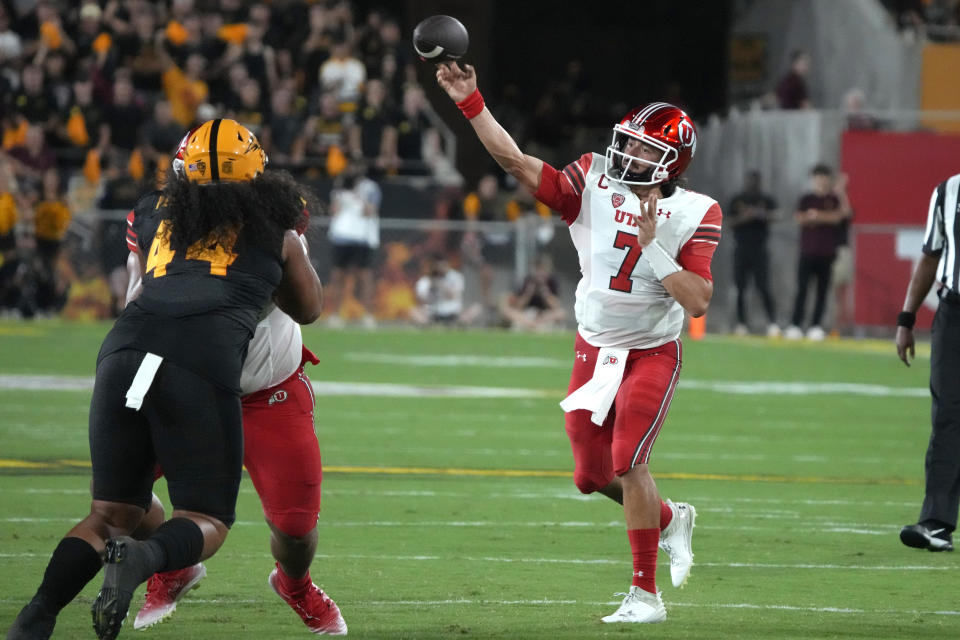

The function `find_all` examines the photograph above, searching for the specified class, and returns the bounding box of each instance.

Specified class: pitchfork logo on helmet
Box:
[604,102,697,186]
[177,118,267,184]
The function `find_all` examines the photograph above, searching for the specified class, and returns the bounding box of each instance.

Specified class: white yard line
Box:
[0,487,920,509]
[0,517,904,536]
[1,596,955,616]
[0,551,953,573]
[0,374,929,398]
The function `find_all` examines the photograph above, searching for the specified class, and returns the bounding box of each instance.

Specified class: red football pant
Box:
[564,332,682,494]
[242,366,322,538]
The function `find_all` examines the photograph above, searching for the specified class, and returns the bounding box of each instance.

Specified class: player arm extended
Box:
[436,63,543,191]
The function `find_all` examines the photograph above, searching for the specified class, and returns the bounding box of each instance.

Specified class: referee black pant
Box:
[923,294,960,531]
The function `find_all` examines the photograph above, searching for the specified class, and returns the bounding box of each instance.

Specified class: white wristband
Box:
[642,238,682,281]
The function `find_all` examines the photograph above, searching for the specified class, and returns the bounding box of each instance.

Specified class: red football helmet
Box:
[171,127,198,179]
[604,102,698,186]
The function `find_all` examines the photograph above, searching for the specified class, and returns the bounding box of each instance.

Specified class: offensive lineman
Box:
[124,130,346,635]
[6,119,324,640]
[434,64,721,623]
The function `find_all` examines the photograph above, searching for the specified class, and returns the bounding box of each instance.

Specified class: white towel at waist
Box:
[559,347,629,426]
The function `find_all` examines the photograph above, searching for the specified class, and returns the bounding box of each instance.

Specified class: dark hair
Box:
[811,163,833,177]
[159,169,314,253]
[660,176,686,198]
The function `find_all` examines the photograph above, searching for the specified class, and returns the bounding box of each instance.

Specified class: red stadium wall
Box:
[841,130,960,328]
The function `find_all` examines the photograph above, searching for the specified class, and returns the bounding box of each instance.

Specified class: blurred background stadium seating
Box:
[1,0,959,336]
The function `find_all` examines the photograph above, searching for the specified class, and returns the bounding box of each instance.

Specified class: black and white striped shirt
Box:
[922,173,960,293]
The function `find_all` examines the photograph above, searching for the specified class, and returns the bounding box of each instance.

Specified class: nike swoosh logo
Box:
[929,528,946,536]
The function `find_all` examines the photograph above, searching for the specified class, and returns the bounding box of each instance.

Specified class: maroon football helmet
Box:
[604,102,698,186]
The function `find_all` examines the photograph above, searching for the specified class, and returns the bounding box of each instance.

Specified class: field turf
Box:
[0,320,957,639]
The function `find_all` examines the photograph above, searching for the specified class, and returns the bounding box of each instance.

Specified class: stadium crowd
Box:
[0,0,464,317]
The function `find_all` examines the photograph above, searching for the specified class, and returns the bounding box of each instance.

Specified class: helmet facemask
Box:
[604,124,677,186]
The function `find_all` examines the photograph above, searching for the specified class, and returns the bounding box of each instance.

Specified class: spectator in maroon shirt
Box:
[7,124,56,194]
[775,50,811,110]
[785,164,852,340]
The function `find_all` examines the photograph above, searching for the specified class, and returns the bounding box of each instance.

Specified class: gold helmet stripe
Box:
[209,118,222,182]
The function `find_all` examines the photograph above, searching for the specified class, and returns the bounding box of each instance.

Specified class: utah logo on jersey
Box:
[611,193,625,208]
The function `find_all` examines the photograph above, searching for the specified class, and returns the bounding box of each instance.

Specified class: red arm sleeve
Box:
[678,203,722,282]
[125,210,138,253]
[533,153,592,225]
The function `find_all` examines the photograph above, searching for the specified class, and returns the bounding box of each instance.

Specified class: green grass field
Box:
[1,320,957,639]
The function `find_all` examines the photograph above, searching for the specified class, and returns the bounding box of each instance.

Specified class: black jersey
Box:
[99,191,283,392]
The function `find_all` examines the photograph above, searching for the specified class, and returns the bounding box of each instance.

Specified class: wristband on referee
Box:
[642,238,682,281]
[897,311,916,330]
[456,88,485,120]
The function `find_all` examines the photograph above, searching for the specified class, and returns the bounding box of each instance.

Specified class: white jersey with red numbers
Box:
[534,152,722,349]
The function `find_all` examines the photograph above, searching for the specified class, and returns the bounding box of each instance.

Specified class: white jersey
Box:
[536,152,722,350]
[239,304,303,396]
[328,177,381,248]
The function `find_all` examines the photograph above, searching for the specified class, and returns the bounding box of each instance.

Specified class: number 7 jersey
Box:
[534,152,722,349]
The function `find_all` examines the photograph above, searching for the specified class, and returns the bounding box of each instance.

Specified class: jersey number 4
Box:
[609,230,643,293]
[145,220,239,278]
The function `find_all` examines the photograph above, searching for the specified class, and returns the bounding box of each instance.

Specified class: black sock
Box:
[146,517,205,573]
[35,537,104,614]
[922,519,954,534]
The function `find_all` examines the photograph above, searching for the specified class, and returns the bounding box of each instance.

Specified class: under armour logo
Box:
[633,570,644,577]
[575,351,588,362]
[268,390,288,405]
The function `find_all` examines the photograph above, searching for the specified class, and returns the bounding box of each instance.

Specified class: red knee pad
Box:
[266,508,320,538]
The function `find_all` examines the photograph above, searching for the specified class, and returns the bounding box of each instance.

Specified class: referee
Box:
[895,172,960,552]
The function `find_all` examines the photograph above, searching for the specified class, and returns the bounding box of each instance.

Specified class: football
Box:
[412,15,468,63]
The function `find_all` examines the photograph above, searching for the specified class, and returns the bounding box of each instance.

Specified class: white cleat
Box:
[601,586,666,623]
[659,499,697,588]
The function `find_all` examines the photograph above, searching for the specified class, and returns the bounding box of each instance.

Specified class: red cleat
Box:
[268,567,348,635]
[132,563,206,629]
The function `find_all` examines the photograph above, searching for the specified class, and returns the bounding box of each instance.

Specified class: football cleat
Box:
[6,596,57,640]
[659,499,697,588]
[92,537,156,640]
[601,586,666,624]
[269,566,348,635]
[133,563,207,629]
[900,523,954,552]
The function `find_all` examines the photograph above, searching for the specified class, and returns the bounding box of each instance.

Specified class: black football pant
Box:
[922,294,960,531]
[89,349,243,527]
[790,254,834,328]
[733,247,776,325]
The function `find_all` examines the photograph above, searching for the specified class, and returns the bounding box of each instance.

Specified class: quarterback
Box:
[435,64,721,623]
